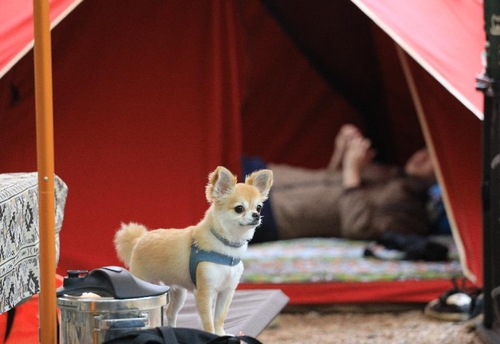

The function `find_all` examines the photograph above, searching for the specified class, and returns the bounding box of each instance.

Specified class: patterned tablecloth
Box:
[0,173,68,313]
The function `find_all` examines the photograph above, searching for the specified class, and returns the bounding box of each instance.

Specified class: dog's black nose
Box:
[252,212,260,219]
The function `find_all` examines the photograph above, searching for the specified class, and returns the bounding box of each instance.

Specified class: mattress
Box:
[238,237,463,304]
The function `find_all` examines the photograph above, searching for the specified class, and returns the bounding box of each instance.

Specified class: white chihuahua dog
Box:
[114,166,273,335]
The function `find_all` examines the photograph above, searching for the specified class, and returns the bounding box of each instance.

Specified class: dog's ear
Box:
[245,169,273,200]
[206,166,237,202]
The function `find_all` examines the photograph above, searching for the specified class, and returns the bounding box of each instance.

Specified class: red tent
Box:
[0,0,483,290]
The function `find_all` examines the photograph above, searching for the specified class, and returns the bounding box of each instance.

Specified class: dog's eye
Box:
[256,205,262,213]
[234,205,244,213]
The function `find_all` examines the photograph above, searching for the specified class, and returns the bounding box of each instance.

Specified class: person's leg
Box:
[341,137,375,189]
[328,124,362,171]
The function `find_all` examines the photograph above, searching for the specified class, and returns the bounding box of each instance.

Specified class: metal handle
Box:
[94,312,150,331]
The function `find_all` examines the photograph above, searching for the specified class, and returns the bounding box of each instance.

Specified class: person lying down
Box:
[244,124,450,261]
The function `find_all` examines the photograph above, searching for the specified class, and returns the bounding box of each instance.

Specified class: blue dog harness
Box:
[189,242,241,288]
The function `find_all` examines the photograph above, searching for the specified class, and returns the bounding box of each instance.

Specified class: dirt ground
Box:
[256,305,483,344]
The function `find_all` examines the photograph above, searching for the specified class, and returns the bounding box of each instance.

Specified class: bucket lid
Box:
[56,266,169,299]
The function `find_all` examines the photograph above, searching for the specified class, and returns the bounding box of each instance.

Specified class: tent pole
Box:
[477,74,496,330]
[33,0,57,343]
[478,0,500,331]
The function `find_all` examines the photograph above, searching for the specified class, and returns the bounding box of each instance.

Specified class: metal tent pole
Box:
[478,0,500,333]
[33,0,57,343]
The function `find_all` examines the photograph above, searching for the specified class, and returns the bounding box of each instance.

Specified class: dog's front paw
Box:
[215,328,226,336]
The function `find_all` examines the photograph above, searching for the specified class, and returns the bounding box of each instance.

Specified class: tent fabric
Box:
[351,0,484,285]
[0,0,245,273]
[0,0,483,297]
[401,56,482,285]
[242,0,426,168]
[238,279,459,305]
[0,0,82,78]
[351,0,484,119]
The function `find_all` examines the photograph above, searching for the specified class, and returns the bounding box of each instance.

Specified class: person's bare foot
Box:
[342,137,375,188]
[328,124,362,171]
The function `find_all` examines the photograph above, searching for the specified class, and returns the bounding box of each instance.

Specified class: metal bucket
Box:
[57,266,169,344]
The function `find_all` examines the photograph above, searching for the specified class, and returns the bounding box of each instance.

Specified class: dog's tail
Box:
[114,222,148,267]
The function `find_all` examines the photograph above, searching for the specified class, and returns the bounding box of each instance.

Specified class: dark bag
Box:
[101,326,263,344]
